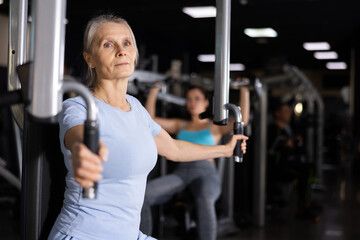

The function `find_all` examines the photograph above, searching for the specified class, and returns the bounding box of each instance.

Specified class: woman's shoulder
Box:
[61,96,88,120]
[63,96,87,108]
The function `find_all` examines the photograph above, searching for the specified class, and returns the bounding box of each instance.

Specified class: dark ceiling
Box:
[1,0,360,76]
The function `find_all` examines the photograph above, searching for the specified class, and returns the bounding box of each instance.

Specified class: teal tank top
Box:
[176,122,216,146]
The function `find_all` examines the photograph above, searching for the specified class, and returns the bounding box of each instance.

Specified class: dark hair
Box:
[186,85,210,101]
[83,14,139,89]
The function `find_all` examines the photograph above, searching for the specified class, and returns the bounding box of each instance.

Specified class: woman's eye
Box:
[104,43,112,48]
[124,41,131,47]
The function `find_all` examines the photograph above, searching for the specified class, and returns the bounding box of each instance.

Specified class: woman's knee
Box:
[194,187,220,204]
[192,179,221,202]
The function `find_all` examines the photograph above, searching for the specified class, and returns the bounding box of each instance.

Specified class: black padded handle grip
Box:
[83,120,99,199]
[233,121,244,163]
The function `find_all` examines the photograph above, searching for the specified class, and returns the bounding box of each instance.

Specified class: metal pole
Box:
[253,84,267,227]
[8,0,28,129]
[213,0,231,125]
[22,0,67,238]
[288,66,324,183]
[349,48,355,118]
[28,0,66,122]
[304,92,315,164]
[8,0,28,91]
[13,118,23,179]
[213,0,240,235]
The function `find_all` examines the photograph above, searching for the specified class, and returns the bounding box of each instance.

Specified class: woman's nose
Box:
[116,46,126,57]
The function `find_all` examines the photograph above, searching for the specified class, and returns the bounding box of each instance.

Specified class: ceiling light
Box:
[244,28,277,38]
[182,6,216,18]
[314,51,338,60]
[294,102,303,116]
[303,42,330,51]
[197,54,215,62]
[230,63,245,71]
[326,62,347,70]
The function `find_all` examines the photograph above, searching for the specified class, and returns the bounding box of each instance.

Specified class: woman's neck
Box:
[190,114,209,124]
[92,78,130,111]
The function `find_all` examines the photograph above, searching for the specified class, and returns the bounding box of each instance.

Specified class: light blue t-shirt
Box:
[49,95,161,240]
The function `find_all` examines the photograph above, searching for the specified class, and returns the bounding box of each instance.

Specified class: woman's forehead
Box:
[94,22,131,40]
[187,89,205,97]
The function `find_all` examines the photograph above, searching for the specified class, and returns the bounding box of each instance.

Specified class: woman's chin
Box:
[190,111,205,116]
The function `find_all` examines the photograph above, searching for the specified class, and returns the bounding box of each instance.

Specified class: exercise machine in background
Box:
[4,0,100,239]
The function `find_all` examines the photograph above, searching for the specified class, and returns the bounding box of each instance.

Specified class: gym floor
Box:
[154,166,360,240]
[1,166,359,240]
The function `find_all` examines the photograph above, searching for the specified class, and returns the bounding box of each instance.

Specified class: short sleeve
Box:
[59,97,87,144]
[140,105,161,137]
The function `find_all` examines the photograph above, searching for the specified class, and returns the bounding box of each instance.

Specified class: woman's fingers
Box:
[99,141,109,162]
[71,142,104,187]
[234,135,248,154]
[234,134,248,154]
[75,177,96,189]
[226,134,249,157]
[241,140,247,154]
[232,134,249,143]
[75,160,103,180]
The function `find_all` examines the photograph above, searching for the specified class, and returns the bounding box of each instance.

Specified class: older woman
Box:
[48,14,248,240]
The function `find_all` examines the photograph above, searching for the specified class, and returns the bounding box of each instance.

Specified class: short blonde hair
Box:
[83,14,139,88]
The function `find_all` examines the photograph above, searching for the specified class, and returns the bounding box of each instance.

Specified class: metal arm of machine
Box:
[62,82,99,199]
[213,0,231,125]
[224,103,244,163]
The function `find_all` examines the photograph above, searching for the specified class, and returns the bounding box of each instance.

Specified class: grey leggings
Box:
[140,160,221,240]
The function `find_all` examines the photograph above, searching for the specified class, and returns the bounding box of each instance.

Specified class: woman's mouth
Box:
[115,62,129,66]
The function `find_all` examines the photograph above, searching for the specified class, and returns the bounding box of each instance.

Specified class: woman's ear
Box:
[83,52,95,68]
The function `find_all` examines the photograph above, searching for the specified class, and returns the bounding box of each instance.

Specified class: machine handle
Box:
[233,121,244,163]
[82,119,99,199]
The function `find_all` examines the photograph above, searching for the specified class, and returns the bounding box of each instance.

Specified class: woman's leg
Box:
[140,174,186,235]
[189,168,221,240]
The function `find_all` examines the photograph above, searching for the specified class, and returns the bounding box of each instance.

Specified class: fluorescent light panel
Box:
[303,42,330,51]
[314,51,338,60]
[244,28,277,38]
[197,54,215,62]
[182,6,216,18]
[326,62,347,70]
[230,63,245,71]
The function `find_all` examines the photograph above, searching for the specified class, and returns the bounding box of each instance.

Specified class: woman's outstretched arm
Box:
[145,86,183,135]
[154,128,248,162]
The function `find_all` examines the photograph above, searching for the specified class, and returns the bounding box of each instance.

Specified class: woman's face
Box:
[277,104,292,123]
[186,89,209,116]
[84,22,137,81]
